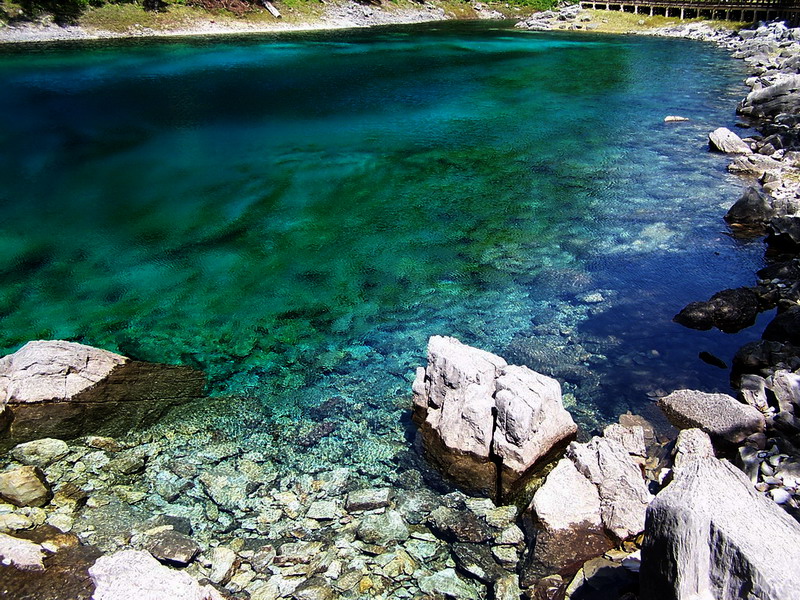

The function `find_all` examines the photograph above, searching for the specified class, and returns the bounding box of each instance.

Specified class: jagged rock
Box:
[0,532,45,571]
[769,370,800,414]
[673,287,761,333]
[708,127,752,154]
[763,305,800,345]
[671,428,714,468]
[0,341,205,449]
[147,530,200,567]
[724,186,776,234]
[0,466,52,508]
[566,437,652,540]
[522,458,611,582]
[413,336,576,499]
[89,549,223,600]
[492,365,577,497]
[738,74,800,120]
[767,216,800,252]
[732,339,800,383]
[640,456,800,600]
[659,389,765,445]
[10,438,69,467]
[602,423,646,458]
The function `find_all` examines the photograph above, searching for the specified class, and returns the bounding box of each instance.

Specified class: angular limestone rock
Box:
[658,389,765,445]
[413,336,576,499]
[567,437,652,541]
[493,365,578,496]
[90,550,223,600]
[640,456,800,600]
[0,340,205,448]
[0,465,52,507]
[708,127,752,154]
[524,458,611,580]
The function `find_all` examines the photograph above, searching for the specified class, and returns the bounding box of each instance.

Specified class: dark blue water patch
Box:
[0,22,763,435]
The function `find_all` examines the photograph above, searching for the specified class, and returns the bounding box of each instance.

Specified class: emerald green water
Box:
[0,23,765,435]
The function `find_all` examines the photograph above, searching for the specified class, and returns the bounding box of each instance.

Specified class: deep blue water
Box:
[0,22,766,437]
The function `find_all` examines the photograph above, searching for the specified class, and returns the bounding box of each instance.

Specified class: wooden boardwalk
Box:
[578,0,800,23]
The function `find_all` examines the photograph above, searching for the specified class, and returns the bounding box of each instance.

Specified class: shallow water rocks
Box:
[0,340,205,448]
[146,529,200,567]
[412,336,576,499]
[0,466,52,508]
[89,549,223,600]
[418,568,481,600]
[345,488,391,512]
[566,437,652,540]
[708,126,752,154]
[10,438,69,468]
[659,389,765,445]
[356,510,409,546]
[640,456,800,600]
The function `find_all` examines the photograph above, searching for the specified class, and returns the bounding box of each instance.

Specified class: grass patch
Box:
[79,2,217,32]
[582,9,747,33]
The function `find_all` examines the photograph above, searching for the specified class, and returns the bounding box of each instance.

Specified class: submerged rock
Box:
[0,341,205,449]
[0,532,45,571]
[640,456,800,600]
[412,336,576,499]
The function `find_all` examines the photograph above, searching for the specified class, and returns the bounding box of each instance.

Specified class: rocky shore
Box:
[3,12,800,600]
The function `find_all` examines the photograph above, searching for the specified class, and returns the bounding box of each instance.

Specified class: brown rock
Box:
[0,466,52,508]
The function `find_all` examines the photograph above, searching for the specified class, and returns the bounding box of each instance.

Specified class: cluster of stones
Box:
[413,336,800,599]
[514,5,598,31]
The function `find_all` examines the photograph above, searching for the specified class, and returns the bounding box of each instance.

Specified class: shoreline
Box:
[0,1,506,45]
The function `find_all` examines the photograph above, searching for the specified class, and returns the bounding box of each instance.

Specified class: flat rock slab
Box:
[90,550,223,600]
[0,533,45,571]
[708,127,752,154]
[641,456,800,600]
[0,341,205,449]
[659,389,765,445]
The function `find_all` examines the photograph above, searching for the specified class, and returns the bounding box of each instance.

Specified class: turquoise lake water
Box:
[0,22,769,444]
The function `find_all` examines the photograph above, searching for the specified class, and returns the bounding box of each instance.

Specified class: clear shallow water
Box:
[0,23,767,449]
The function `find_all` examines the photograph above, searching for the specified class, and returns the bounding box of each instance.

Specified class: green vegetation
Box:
[581,8,745,33]
[0,0,555,29]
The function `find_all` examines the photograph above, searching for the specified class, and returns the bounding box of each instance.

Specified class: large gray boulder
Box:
[658,389,765,446]
[566,437,653,541]
[89,549,223,600]
[708,127,752,154]
[0,341,205,448]
[640,456,800,600]
[413,336,576,499]
[724,187,776,234]
[738,74,800,120]
[523,458,612,582]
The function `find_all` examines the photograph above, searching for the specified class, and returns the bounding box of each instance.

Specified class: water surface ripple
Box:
[0,23,767,451]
